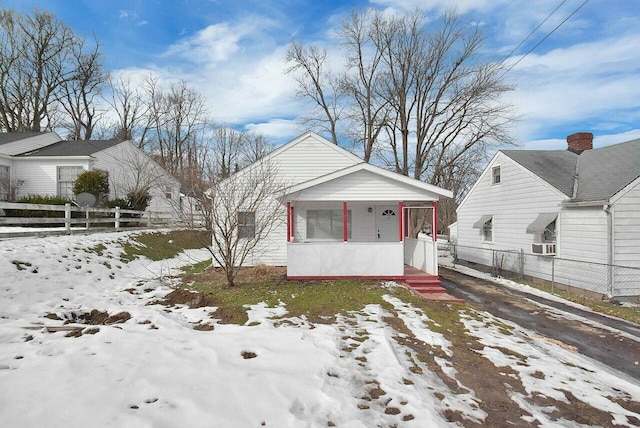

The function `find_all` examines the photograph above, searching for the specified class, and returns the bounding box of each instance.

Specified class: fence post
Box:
[520,249,525,280]
[115,206,120,229]
[551,257,555,295]
[65,203,71,234]
[491,249,496,277]
[85,208,90,229]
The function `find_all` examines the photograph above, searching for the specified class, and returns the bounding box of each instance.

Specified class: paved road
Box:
[439,267,640,381]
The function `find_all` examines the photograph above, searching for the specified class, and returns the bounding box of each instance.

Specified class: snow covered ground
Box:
[1,231,639,427]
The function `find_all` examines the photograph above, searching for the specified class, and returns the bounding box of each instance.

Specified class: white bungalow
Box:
[0,132,182,218]
[232,131,453,280]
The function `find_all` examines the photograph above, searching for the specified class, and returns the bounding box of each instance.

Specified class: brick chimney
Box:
[566,132,593,154]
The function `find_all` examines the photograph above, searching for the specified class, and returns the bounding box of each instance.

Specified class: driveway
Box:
[440,267,640,381]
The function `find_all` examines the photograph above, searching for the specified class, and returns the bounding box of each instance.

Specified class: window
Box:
[306,209,351,240]
[57,166,83,197]
[542,219,556,243]
[482,217,493,242]
[492,166,501,185]
[165,186,172,199]
[238,211,256,239]
[0,165,9,201]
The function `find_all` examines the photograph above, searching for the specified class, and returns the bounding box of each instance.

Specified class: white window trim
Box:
[482,216,494,243]
[238,211,256,239]
[306,209,352,241]
[491,165,501,186]
[57,166,84,197]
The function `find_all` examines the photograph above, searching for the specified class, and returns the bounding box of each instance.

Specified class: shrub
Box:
[5,194,72,219]
[102,198,129,210]
[72,170,109,198]
[127,189,151,211]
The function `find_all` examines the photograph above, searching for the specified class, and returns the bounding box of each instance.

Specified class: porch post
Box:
[403,207,409,238]
[286,201,291,242]
[398,201,404,242]
[290,206,295,241]
[343,201,348,242]
[432,201,438,242]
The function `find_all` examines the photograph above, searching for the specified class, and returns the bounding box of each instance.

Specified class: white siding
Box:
[266,133,359,185]
[559,207,607,264]
[293,169,441,201]
[13,158,89,197]
[612,180,640,295]
[613,180,640,266]
[92,142,181,217]
[457,152,565,272]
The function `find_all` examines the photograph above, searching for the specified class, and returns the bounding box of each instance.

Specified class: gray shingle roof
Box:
[574,138,640,202]
[0,132,49,146]
[501,150,578,197]
[18,139,123,157]
[502,137,640,203]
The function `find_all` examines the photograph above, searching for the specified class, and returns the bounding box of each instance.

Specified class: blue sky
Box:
[2,0,640,150]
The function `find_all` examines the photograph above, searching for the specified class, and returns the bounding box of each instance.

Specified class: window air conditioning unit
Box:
[531,243,556,255]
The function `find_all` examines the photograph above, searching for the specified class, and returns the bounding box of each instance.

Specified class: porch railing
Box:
[404,237,438,276]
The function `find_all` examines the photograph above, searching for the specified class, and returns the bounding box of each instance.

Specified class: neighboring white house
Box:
[220,131,453,279]
[0,132,182,218]
[455,132,640,297]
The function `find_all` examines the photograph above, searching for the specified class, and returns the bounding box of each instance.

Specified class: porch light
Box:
[367,207,373,213]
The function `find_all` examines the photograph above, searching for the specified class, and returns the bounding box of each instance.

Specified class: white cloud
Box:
[164,22,243,63]
[505,33,640,139]
[245,119,304,142]
[369,0,508,14]
[119,10,137,19]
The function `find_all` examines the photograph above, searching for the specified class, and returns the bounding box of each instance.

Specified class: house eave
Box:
[14,155,94,160]
[561,199,609,208]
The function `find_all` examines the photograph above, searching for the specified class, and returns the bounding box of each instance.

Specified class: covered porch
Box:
[280,163,452,280]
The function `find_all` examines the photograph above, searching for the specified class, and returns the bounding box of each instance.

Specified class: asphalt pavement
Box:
[440,267,640,382]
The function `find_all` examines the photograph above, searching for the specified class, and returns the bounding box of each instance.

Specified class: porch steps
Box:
[402,274,464,303]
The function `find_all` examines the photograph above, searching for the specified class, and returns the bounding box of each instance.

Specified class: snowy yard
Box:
[1,231,639,427]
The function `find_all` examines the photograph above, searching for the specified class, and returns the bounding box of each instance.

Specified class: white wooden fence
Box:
[0,201,149,232]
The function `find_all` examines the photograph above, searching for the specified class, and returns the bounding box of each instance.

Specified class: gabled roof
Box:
[501,150,577,197]
[573,138,640,202]
[0,132,63,156]
[18,139,124,157]
[263,130,362,164]
[281,162,453,201]
[0,132,47,145]
[501,137,640,203]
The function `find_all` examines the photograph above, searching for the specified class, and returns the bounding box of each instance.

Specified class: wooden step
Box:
[411,287,447,294]
[405,279,442,287]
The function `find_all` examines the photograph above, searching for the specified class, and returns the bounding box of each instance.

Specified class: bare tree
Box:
[286,41,343,145]
[211,126,245,179]
[339,10,390,162]
[60,36,109,140]
[105,75,151,147]
[207,160,287,286]
[0,8,77,132]
[242,131,274,165]
[286,9,515,231]
[144,77,212,177]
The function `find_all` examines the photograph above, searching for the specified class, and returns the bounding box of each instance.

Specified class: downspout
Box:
[603,203,614,297]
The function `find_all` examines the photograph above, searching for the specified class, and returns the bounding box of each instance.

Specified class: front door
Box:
[376,205,398,242]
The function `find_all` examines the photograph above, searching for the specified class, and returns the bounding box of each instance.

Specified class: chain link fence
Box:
[447,243,640,298]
